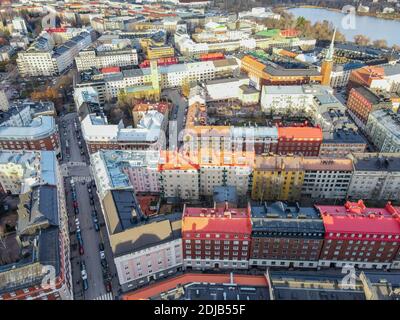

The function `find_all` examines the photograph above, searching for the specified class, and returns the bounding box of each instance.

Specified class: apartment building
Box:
[320,128,367,158]
[240,55,322,89]
[146,45,174,60]
[75,47,138,72]
[276,127,323,157]
[302,158,353,199]
[90,150,161,200]
[196,150,254,196]
[261,85,317,114]
[0,150,57,194]
[81,112,165,154]
[205,76,260,105]
[347,153,400,201]
[260,84,358,140]
[251,156,304,201]
[365,109,400,153]
[346,86,391,127]
[0,151,72,300]
[348,64,400,93]
[316,201,400,269]
[0,116,60,153]
[76,58,239,101]
[17,29,94,77]
[230,127,278,155]
[250,202,325,268]
[182,204,252,270]
[102,189,183,292]
[158,153,200,201]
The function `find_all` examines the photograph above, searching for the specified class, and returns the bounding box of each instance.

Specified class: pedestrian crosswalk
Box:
[93,292,114,300]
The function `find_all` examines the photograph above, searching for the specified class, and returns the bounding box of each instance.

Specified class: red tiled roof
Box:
[182,207,252,235]
[278,126,323,140]
[101,66,121,74]
[316,201,400,237]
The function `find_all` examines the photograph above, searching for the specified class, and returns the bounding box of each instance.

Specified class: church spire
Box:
[326,28,336,61]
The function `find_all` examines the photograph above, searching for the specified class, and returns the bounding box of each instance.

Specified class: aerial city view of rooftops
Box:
[0,0,400,302]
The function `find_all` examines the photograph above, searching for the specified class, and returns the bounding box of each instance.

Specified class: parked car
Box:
[74,218,80,227]
[90,199,94,206]
[93,216,100,232]
[99,243,105,251]
[100,250,106,260]
[79,245,84,255]
[105,281,112,293]
[74,207,79,215]
[83,279,89,291]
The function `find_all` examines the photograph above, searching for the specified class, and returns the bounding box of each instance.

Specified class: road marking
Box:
[93,292,114,300]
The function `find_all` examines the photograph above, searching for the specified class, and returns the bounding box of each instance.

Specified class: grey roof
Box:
[239,84,259,94]
[382,63,400,76]
[38,226,60,275]
[111,189,143,232]
[353,86,381,105]
[158,283,270,300]
[264,64,320,76]
[213,186,238,204]
[0,116,57,141]
[324,129,367,144]
[18,185,59,235]
[37,185,59,226]
[353,155,400,172]
[122,68,144,78]
[40,151,57,186]
[251,202,324,237]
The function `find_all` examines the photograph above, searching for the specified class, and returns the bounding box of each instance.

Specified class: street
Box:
[162,88,188,148]
[58,112,120,300]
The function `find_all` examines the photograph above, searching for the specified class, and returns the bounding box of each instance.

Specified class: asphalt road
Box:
[59,112,120,300]
[162,88,188,148]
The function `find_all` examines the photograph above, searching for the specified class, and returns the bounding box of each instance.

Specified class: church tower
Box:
[150,59,160,101]
[321,29,336,86]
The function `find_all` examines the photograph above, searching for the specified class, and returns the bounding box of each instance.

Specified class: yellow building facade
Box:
[251,156,305,201]
[147,46,175,60]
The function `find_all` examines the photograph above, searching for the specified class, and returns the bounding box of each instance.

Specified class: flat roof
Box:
[182,207,251,235]
[122,273,269,300]
[251,202,324,236]
[278,126,323,140]
[303,158,354,171]
[316,201,400,236]
[352,154,400,171]
[324,129,367,144]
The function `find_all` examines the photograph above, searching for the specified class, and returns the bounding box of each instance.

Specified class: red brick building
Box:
[250,202,325,269]
[346,86,390,125]
[0,116,60,152]
[275,126,322,156]
[182,204,252,270]
[316,200,400,269]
